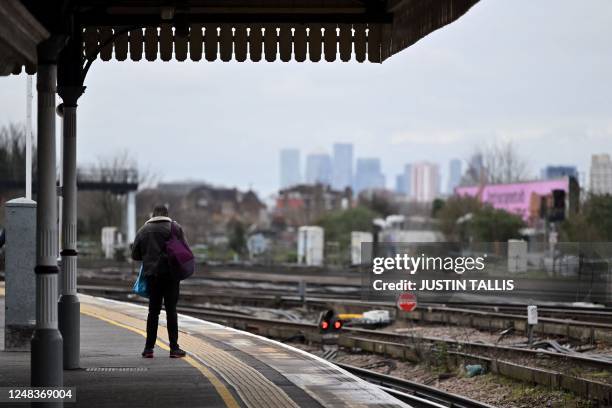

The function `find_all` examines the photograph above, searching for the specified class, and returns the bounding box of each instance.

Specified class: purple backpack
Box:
[166,222,195,280]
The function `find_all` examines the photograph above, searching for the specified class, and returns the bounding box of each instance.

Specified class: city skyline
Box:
[281,143,449,195]
[279,143,588,201]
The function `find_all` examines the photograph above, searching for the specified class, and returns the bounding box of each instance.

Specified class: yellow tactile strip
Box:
[196,327,402,408]
[81,302,299,408]
[82,307,241,408]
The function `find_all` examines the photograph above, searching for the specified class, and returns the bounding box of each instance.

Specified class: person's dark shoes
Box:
[141,348,154,358]
[169,348,187,358]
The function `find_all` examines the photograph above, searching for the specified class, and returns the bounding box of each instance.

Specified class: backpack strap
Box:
[169,221,177,239]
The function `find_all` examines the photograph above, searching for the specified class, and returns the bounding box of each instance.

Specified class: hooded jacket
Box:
[131,216,186,278]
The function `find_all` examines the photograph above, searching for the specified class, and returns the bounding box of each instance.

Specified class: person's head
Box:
[152,204,169,217]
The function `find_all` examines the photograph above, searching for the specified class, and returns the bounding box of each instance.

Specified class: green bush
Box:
[470,205,526,242]
[316,206,379,255]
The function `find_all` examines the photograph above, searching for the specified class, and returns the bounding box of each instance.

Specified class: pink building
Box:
[455,177,578,225]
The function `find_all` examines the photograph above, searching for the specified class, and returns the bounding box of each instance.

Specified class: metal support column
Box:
[57,85,84,370]
[31,37,65,401]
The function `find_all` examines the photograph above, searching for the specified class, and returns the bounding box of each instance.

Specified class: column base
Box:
[58,294,80,369]
[31,328,63,387]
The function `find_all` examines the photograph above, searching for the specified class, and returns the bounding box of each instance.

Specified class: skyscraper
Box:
[541,165,578,180]
[447,159,462,194]
[355,158,385,193]
[395,174,406,194]
[279,149,301,189]
[590,154,612,194]
[332,143,353,191]
[395,164,412,196]
[305,153,333,185]
[411,162,440,202]
[462,153,484,185]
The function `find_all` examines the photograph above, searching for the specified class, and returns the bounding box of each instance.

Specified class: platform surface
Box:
[0,285,409,408]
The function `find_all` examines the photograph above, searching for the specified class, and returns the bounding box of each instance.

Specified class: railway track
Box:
[338,363,496,408]
[78,281,612,344]
[78,279,612,318]
[169,304,612,404]
[117,298,610,403]
[74,267,612,308]
[3,277,607,405]
[418,303,612,324]
[77,283,612,371]
[171,304,612,367]
[74,283,612,399]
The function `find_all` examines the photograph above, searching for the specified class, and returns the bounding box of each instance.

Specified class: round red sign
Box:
[397,292,417,312]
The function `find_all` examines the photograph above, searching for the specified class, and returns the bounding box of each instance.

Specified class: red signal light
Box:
[333,320,342,330]
[320,321,329,330]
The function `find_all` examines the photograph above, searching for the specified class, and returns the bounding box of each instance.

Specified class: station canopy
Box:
[3,0,479,75]
[0,1,48,75]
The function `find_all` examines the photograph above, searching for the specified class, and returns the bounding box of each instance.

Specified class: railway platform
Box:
[0,286,410,408]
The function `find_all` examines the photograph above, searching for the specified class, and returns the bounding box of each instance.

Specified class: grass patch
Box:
[483,374,595,408]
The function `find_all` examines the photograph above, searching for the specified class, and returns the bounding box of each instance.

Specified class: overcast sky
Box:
[1,0,612,198]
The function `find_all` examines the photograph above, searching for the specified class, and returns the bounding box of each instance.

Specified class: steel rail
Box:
[337,363,497,408]
[74,283,612,367]
[76,281,612,328]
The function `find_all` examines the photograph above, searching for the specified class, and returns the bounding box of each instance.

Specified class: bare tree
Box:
[0,123,37,225]
[97,149,159,187]
[78,150,158,239]
[136,163,160,190]
[0,123,35,183]
[462,140,530,185]
[96,150,135,228]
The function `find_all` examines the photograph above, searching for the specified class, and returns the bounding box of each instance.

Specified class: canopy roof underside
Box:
[0,0,48,75]
[7,0,479,75]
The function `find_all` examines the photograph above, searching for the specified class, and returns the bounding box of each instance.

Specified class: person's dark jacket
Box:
[131,216,186,278]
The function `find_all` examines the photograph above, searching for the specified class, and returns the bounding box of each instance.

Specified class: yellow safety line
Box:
[0,285,5,297]
[81,310,240,408]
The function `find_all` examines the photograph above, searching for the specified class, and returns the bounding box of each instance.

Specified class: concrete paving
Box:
[81,295,409,408]
[0,297,233,408]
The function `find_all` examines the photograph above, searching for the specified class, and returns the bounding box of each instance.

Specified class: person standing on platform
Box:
[131,205,187,358]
